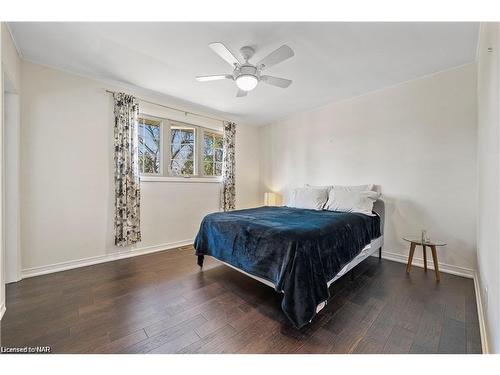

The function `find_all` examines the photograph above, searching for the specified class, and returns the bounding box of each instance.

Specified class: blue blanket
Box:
[194,206,380,329]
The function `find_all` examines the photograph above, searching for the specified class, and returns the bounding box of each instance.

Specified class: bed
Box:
[194,200,384,329]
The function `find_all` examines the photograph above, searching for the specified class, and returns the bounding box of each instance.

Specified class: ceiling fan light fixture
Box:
[197,42,294,96]
[236,74,258,91]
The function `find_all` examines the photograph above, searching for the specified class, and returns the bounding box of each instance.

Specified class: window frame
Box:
[168,121,197,177]
[137,115,164,177]
[201,128,224,178]
[138,113,223,182]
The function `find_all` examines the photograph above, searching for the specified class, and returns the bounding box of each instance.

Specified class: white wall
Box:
[0,22,4,320]
[477,22,500,354]
[260,63,478,273]
[4,92,21,283]
[20,61,261,272]
[1,24,21,93]
[1,22,22,320]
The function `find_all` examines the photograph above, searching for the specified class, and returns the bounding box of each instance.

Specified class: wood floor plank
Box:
[351,337,385,354]
[295,327,338,354]
[92,329,148,353]
[120,314,207,354]
[411,309,443,353]
[438,317,467,354]
[383,326,415,354]
[178,324,238,354]
[148,330,201,354]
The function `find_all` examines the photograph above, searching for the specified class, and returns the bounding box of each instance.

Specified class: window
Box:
[170,126,195,176]
[138,117,162,175]
[138,114,223,179]
[203,131,223,176]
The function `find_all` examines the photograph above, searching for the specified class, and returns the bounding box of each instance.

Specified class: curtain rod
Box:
[104,89,225,123]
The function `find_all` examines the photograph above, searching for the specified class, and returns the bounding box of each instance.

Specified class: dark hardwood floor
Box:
[0,245,482,354]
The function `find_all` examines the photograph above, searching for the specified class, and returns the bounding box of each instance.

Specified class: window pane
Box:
[203,132,223,176]
[171,159,193,175]
[171,128,180,144]
[171,143,194,159]
[214,149,223,162]
[204,134,213,149]
[215,162,222,176]
[171,128,194,145]
[214,135,223,149]
[170,127,195,176]
[203,161,214,175]
[138,117,161,174]
[182,160,194,175]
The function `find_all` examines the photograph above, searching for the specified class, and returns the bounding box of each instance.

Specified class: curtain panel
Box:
[113,92,142,246]
[221,121,236,211]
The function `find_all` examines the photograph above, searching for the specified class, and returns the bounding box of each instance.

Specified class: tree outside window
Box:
[203,131,223,176]
[138,117,161,174]
[170,127,195,176]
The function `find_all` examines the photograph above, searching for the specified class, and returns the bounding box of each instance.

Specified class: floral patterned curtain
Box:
[113,93,141,246]
[221,121,236,211]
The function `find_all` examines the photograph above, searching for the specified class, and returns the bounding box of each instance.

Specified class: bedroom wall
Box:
[19,61,261,274]
[1,22,22,319]
[260,63,477,275]
[0,22,4,320]
[476,22,500,354]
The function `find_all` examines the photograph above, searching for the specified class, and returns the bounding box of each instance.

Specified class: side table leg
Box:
[406,242,416,274]
[423,245,427,272]
[430,245,440,282]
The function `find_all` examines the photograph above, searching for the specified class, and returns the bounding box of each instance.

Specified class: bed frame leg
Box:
[197,255,204,268]
[379,247,382,259]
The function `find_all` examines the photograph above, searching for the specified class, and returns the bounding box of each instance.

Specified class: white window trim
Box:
[141,176,222,183]
[138,113,223,182]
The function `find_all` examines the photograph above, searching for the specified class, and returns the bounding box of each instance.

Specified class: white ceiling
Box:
[8,22,479,125]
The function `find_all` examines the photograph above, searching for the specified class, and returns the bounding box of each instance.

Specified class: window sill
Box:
[140,176,222,183]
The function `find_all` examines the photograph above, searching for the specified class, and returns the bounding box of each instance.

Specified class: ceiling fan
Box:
[196,42,294,97]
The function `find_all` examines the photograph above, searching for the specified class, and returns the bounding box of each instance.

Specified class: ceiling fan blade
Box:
[261,75,292,88]
[209,42,242,67]
[256,45,294,69]
[236,89,248,97]
[196,74,233,82]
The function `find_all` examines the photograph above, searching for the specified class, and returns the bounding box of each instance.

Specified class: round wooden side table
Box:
[403,237,446,282]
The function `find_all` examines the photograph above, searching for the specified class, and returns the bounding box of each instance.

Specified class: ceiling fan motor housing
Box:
[235,64,260,80]
[239,46,255,61]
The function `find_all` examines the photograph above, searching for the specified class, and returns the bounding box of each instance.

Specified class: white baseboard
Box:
[473,272,490,354]
[0,302,6,321]
[381,250,475,279]
[20,239,194,279]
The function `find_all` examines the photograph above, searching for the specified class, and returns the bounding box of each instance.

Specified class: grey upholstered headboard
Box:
[372,199,385,235]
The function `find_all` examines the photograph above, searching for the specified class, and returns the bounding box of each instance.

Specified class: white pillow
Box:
[332,184,374,192]
[288,187,329,210]
[282,188,296,207]
[305,184,333,191]
[324,187,380,216]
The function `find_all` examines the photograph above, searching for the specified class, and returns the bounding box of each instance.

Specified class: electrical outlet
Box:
[483,286,488,311]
